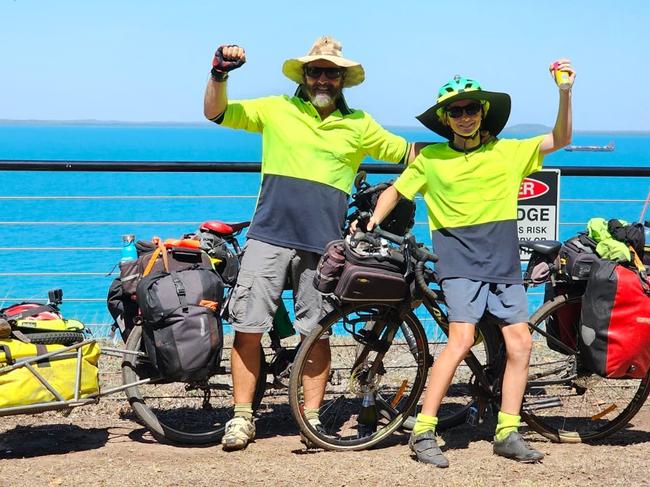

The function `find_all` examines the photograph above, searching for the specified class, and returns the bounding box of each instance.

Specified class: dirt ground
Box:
[1,391,649,487]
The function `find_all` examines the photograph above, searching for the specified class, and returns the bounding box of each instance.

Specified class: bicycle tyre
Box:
[289,303,429,451]
[25,332,86,346]
[522,293,650,443]
[121,326,267,445]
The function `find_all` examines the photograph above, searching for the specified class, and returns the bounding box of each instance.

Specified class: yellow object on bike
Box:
[14,318,85,333]
[0,339,100,409]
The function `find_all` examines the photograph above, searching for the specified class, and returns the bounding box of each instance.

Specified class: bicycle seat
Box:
[200,220,251,236]
[519,240,562,255]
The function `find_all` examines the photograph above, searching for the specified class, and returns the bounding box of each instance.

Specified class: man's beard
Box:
[306,85,341,109]
[312,92,334,108]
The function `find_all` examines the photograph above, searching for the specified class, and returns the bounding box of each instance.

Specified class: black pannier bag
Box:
[107,241,214,340]
[557,233,600,280]
[120,241,212,296]
[333,240,408,302]
[137,265,224,382]
[579,259,650,379]
[106,277,140,341]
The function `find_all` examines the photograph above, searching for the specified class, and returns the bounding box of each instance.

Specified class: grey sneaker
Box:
[493,431,544,463]
[408,430,449,468]
[221,416,255,451]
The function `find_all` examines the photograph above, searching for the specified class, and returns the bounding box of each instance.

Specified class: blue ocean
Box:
[1,123,649,337]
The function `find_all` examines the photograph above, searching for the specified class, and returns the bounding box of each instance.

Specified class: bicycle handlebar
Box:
[351,225,438,264]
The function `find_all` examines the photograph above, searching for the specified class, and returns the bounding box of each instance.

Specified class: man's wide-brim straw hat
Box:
[416,76,511,140]
[282,36,365,88]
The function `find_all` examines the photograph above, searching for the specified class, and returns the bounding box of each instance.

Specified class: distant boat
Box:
[564,141,615,152]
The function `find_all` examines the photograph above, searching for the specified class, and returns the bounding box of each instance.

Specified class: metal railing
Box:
[2,160,649,337]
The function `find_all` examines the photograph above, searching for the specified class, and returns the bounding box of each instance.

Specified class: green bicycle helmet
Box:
[434,76,490,120]
[416,75,511,140]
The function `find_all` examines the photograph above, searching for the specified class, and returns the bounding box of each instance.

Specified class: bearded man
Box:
[204,36,413,450]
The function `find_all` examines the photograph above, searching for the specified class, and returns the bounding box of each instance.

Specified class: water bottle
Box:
[272,299,295,339]
[120,234,138,262]
[357,391,378,438]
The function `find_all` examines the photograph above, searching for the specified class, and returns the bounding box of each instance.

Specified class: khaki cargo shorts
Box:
[227,239,331,336]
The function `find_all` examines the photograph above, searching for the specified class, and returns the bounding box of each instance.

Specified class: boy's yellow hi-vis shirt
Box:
[218,92,408,253]
[394,136,545,283]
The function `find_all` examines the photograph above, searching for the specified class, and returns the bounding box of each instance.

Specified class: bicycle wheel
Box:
[522,294,650,443]
[121,326,267,445]
[289,303,429,451]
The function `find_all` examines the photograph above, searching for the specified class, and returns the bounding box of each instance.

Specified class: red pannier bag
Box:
[579,259,650,378]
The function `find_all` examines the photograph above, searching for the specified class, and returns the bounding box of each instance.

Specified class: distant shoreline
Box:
[0,119,648,135]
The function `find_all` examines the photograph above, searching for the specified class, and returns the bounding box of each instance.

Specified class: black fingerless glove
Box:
[211,45,245,82]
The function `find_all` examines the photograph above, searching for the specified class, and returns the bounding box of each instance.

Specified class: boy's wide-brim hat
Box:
[282,36,365,88]
[416,89,511,140]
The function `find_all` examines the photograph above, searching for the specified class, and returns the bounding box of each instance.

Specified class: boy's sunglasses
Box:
[304,66,345,80]
[446,102,482,118]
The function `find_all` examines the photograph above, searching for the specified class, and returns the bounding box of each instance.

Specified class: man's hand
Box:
[211,45,246,82]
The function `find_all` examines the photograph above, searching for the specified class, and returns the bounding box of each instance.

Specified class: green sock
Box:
[304,407,321,426]
[412,413,438,436]
[495,411,520,441]
[233,403,253,420]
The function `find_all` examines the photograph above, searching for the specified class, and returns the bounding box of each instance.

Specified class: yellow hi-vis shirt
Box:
[218,93,408,253]
[394,136,544,283]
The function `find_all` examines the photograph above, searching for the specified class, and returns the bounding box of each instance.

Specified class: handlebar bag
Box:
[579,259,650,378]
[0,339,99,409]
[136,266,224,382]
[334,242,407,303]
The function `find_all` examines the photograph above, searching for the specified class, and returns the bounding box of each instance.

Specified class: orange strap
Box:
[143,238,170,277]
[200,300,219,312]
[630,246,646,273]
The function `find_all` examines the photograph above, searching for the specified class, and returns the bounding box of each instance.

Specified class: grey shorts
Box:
[227,239,330,336]
[440,278,529,325]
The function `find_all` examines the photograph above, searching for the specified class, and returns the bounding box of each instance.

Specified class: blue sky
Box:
[1,0,649,130]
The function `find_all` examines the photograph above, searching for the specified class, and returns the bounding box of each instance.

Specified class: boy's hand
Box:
[549,59,576,89]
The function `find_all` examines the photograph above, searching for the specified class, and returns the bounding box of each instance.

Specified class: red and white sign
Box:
[518,170,560,261]
[518,178,550,201]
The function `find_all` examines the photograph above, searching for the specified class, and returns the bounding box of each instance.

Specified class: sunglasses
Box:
[304,66,345,80]
[445,102,482,118]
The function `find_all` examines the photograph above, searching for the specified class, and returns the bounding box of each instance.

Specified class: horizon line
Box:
[0,119,648,134]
